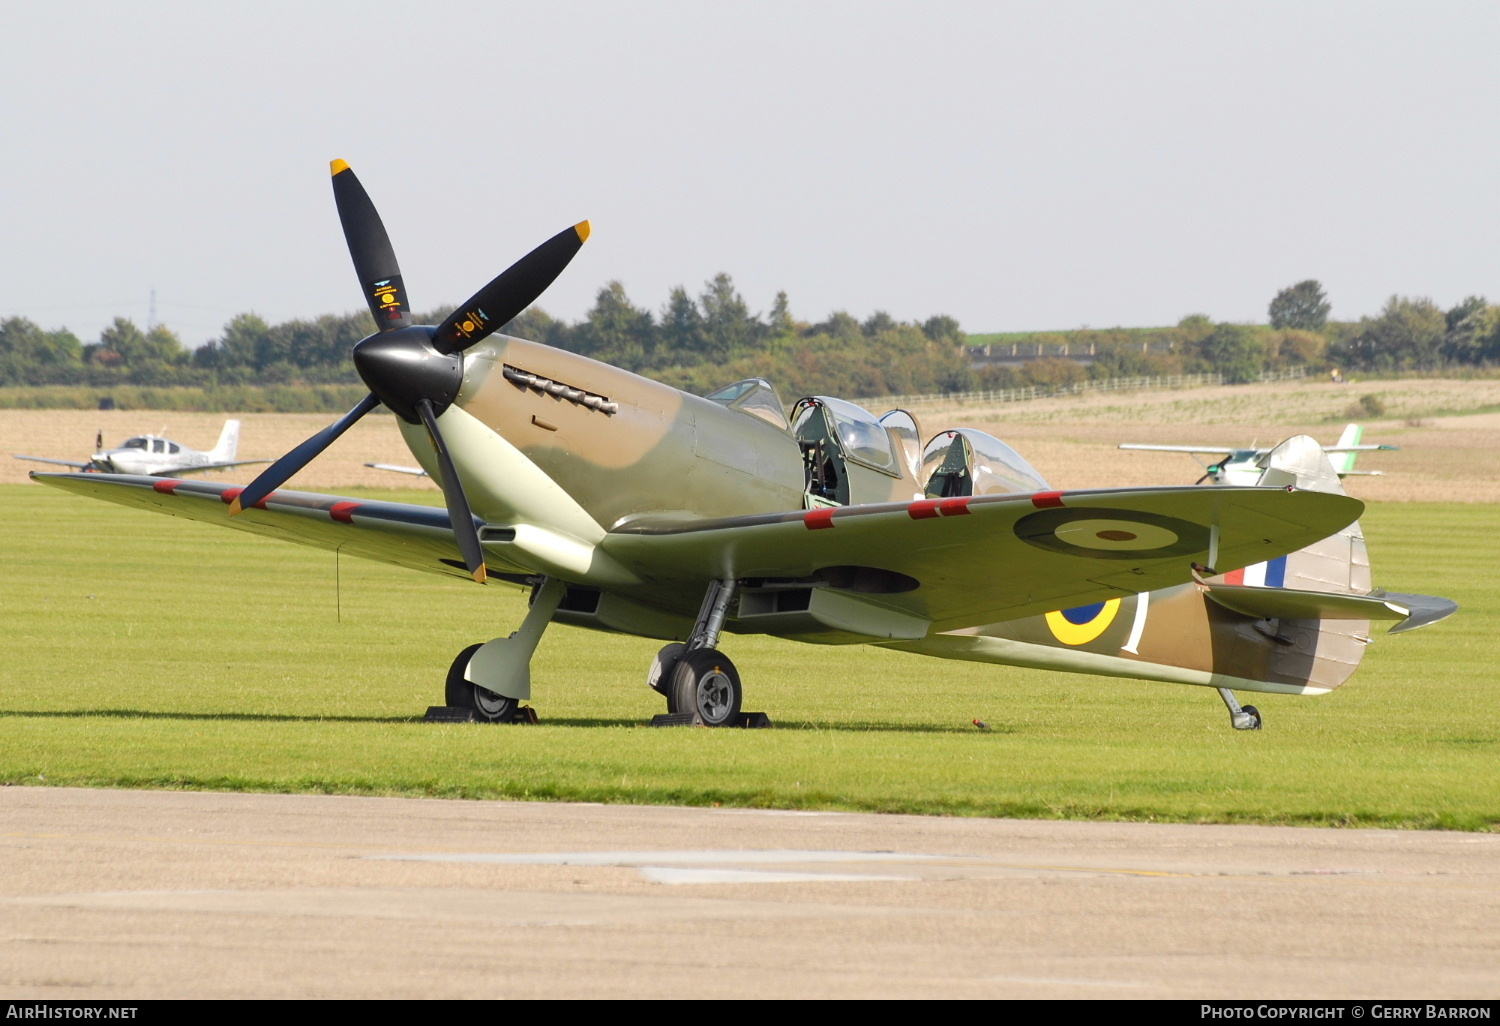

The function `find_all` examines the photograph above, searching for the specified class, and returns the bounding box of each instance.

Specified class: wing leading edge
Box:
[31,472,494,583]
[604,486,1363,633]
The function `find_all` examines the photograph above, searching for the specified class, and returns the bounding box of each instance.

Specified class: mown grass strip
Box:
[2,485,1495,828]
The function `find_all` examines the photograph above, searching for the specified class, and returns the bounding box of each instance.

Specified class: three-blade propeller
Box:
[230,160,590,585]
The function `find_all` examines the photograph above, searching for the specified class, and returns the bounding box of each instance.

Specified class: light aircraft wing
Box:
[604,486,1362,633]
[14,455,92,469]
[1117,444,1243,455]
[154,459,275,476]
[365,462,429,476]
[32,472,486,583]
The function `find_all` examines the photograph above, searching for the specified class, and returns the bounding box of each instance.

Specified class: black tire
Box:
[1241,705,1263,730]
[445,643,520,723]
[648,643,686,699]
[445,644,483,706]
[669,648,742,727]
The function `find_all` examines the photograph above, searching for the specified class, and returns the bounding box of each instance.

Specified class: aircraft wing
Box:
[1117,444,1241,455]
[156,459,275,476]
[14,455,92,469]
[365,462,429,476]
[31,472,489,584]
[604,486,1363,633]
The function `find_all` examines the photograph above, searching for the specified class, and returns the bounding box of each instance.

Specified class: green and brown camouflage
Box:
[29,161,1458,725]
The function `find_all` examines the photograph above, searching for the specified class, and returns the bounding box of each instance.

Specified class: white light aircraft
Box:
[15,420,269,477]
[1119,424,1396,486]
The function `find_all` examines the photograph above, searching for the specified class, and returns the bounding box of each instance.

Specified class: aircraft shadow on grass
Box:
[3,709,1002,734]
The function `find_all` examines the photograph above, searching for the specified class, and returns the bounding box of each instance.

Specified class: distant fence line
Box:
[859,367,1308,411]
[968,338,1178,365]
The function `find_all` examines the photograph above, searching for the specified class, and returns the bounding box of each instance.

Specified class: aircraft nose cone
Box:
[352,326,463,423]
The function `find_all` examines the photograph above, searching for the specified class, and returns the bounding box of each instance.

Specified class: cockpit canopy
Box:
[704,378,788,430]
[921,428,1050,498]
[117,437,179,455]
[793,396,898,474]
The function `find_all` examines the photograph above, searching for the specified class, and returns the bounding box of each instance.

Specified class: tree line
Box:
[972,281,1500,391]
[3,275,1497,402]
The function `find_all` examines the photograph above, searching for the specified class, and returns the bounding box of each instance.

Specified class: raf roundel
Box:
[1013,507,1209,560]
[1045,598,1122,645]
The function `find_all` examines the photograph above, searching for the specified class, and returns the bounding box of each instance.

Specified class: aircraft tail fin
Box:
[1194,436,1456,692]
[1330,423,1362,475]
[210,419,241,462]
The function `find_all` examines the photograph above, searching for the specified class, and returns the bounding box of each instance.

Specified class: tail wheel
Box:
[669,648,742,727]
[445,643,519,723]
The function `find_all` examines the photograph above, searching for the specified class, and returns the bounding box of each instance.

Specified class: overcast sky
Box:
[2,1,1495,347]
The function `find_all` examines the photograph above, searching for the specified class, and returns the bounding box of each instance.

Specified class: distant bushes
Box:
[0,384,374,413]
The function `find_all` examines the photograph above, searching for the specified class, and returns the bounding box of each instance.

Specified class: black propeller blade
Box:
[415,398,487,584]
[431,221,591,355]
[228,160,589,587]
[331,159,412,333]
[229,392,380,515]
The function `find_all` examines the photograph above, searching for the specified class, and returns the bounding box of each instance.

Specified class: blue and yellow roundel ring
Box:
[1045,598,1122,645]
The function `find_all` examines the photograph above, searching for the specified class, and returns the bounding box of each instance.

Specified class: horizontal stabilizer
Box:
[1193,569,1457,634]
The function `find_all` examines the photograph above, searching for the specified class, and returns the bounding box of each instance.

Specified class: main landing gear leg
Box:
[1217,687,1263,731]
[441,577,565,723]
[654,579,746,727]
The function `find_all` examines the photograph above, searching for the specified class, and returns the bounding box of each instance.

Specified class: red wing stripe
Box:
[330,501,361,524]
[938,497,971,516]
[219,485,269,509]
[1032,491,1065,509]
[908,499,942,520]
[804,508,836,530]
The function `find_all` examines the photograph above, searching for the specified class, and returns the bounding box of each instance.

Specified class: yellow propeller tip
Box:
[473,566,488,585]
[330,159,351,176]
[228,498,243,516]
[574,220,591,243]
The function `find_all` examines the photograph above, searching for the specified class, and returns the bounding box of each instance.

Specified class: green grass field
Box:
[2,484,1496,829]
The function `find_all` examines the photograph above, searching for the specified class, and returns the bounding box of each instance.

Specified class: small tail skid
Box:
[209,419,241,463]
[899,435,1456,729]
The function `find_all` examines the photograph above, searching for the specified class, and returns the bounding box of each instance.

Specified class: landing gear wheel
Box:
[1238,705,1263,731]
[445,643,520,723]
[668,648,742,727]
[647,643,686,697]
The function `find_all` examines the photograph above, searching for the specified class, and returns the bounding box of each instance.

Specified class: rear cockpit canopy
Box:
[922,428,1050,498]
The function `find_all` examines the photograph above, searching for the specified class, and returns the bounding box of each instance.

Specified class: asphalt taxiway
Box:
[1,787,1496,998]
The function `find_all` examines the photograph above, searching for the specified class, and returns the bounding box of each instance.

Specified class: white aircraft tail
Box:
[209,419,241,462]
[1329,424,1363,475]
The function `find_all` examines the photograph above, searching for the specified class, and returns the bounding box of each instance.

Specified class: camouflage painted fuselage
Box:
[382,336,1382,698]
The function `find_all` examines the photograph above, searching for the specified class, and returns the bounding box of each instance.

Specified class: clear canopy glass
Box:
[704,378,789,429]
[795,396,897,473]
[920,428,1050,497]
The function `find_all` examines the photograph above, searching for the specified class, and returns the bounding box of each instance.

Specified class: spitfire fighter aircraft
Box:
[16,420,268,477]
[1120,424,1396,486]
[34,163,1456,731]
